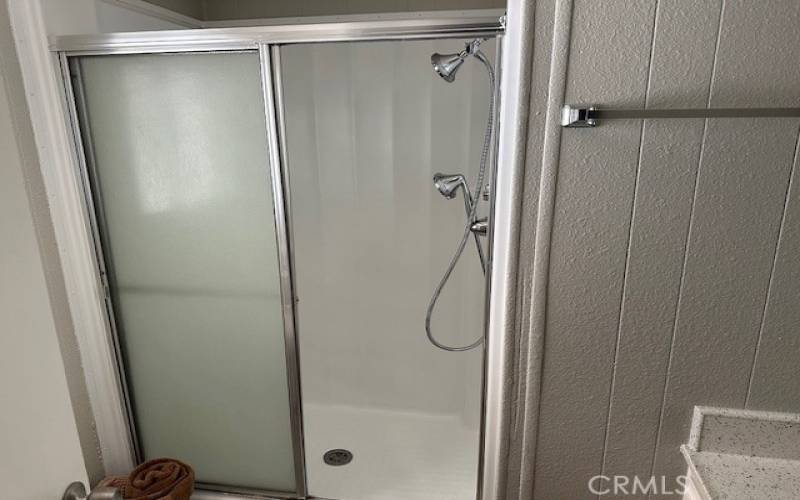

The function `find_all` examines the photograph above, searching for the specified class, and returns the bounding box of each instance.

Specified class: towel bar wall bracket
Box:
[561,104,800,128]
[561,105,597,127]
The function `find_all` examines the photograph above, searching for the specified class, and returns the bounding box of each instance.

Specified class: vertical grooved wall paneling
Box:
[651,2,800,495]
[531,0,800,498]
[601,2,721,499]
[533,2,657,498]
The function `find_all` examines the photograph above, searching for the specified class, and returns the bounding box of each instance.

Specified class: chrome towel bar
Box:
[561,104,800,128]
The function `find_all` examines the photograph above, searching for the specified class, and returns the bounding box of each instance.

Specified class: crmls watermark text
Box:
[588,475,688,496]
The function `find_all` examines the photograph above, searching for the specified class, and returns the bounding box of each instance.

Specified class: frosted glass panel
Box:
[281,39,494,500]
[75,52,295,492]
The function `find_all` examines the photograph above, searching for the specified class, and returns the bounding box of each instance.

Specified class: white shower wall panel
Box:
[283,38,493,417]
[281,38,494,499]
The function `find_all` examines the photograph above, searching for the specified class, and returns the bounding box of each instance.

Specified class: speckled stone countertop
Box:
[683,407,800,500]
[682,447,800,499]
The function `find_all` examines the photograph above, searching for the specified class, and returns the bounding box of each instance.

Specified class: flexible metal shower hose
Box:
[425,50,495,352]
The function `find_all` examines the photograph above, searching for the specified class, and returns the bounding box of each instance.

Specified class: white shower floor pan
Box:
[303,403,480,500]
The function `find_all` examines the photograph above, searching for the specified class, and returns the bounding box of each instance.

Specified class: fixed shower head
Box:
[430,52,466,83]
[430,38,485,83]
[433,173,468,199]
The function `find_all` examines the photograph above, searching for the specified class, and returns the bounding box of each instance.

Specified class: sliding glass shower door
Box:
[66,33,498,500]
[71,52,299,494]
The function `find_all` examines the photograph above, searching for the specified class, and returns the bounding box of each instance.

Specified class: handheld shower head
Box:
[432,173,468,199]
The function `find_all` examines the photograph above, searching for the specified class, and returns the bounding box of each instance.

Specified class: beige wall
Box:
[518,1,800,499]
[0,0,105,485]
[143,0,203,18]
[0,3,91,497]
[4,0,190,486]
[143,0,504,21]
[43,0,185,35]
[200,0,503,21]
[144,0,504,21]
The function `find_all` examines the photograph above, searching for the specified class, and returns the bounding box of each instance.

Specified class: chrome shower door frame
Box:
[62,47,307,500]
[53,13,509,500]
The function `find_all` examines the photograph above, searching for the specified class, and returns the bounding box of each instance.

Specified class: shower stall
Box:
[55,15,503,500]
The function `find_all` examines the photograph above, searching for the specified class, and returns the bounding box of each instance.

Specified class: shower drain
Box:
[323,449,353,466]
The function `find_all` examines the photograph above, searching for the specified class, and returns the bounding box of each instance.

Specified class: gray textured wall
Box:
[523,1,800,499]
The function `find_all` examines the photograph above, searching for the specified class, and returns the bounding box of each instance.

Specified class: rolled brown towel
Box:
[99,458,194,500]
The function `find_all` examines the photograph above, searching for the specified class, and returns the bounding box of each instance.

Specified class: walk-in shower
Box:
[283,36,497,499]
[56,16,503,500]
[426,38,495,352]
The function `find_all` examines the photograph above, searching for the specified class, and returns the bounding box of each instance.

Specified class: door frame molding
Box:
[7,0,137,475]
[8,1,527,498]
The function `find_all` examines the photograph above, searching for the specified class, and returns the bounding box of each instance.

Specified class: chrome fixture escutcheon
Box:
[471,217,489,236]
[63,482,121,500]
